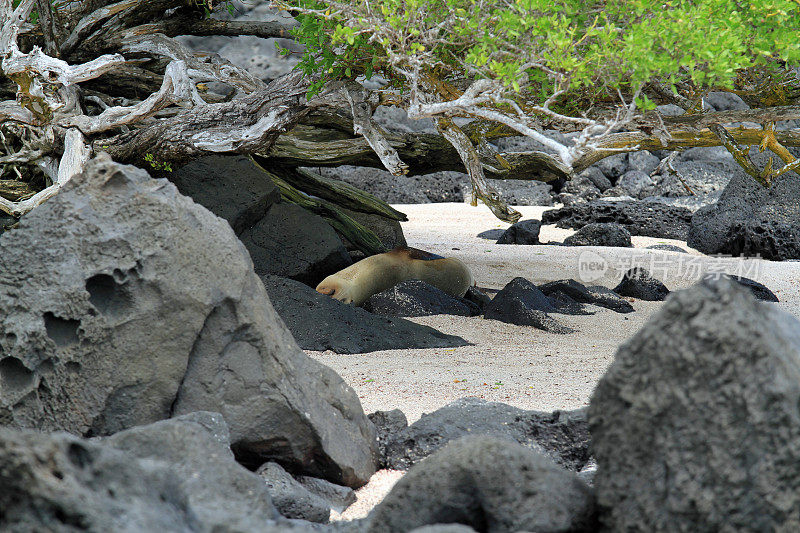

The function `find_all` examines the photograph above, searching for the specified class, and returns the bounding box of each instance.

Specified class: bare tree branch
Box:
[437,116,521,223]
[344,84,408,176]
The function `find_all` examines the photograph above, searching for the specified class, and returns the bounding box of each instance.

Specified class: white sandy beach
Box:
[307,202,800,520]
[309,203,800,422]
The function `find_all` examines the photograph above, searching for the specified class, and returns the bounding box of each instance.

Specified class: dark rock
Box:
[296,476,357,514]
[0,155,376,487]
[261,275,469,353]
[0,416,320,532]
[480,178,553,206]
[257,462,331,523]
[239,202,352,285]
[575,166,612,192]
[491,131,577,160]
[720,219,800,260]
[476,228,505,240]
[688,158,800,259]
[645,244,688,253]
[463,286,492,312]
[495,219,541,244]
[102,412,278,528]
[369,409,410,469]
[320,166,466,203]
[367,435,597,533]
[555,191,586,206]
[703,274,779,302]
[484,277,574,333]
[613,268,670,301]
[542,199,693,240]
[0,214,16,233]
[169,154,280,234]
[562,172,602,201]
[336,206,407,253]
[381,397,592,472]
[589,278,800,532]
[546,291,595,315]
[594,153,629,179]
[539,279,635,313]
[363,280,474,317]
[562,223,633,247]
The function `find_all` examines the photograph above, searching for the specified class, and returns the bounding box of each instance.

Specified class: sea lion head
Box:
[316,274,356,305]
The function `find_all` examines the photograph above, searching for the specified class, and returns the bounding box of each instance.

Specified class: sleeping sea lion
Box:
[316,247,474,306]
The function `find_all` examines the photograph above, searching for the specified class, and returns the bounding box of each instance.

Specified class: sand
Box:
[305,202,800,520]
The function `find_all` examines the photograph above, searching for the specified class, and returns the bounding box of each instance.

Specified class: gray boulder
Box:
[102,412,278,529]
[617,170,657,199]
[0,155,376,487]
[647,159,736,209]
[366,435,597,533]
[589,278,800,532]
[380,397,592,472]
[363,280,477,317]
[257,462,331,523]
[542,199,693,240]
[260,275,469,353]
[495,219,541,244]
[594,153,629,179]
[570,166,612,193]
[0,417,320,532]
[296,475,357,514]
[627,151,661,174]
[562,222,632,247]
[238,202,352,285]
[168,155,280,234]
[687,156,800,259]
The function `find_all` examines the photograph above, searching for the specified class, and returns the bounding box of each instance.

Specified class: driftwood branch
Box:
[62,59,200,133]
[0,128,90,216]
[344,84,409,176]
[121,33,265,94]
[437,116,521,223]
[274,164,408,221]
[252,160,387,256]
[98,71,313,166]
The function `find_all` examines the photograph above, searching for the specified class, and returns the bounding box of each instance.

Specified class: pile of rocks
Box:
[1,156,798,533]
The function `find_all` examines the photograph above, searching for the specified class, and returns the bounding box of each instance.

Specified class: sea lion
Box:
[316,247,474,306]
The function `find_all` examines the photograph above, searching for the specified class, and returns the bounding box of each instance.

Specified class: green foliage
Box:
[13,0,64,25]
[277,0,385,97]
[144,153,173,172]
[193,0,237,17]
[276,0,800,109]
